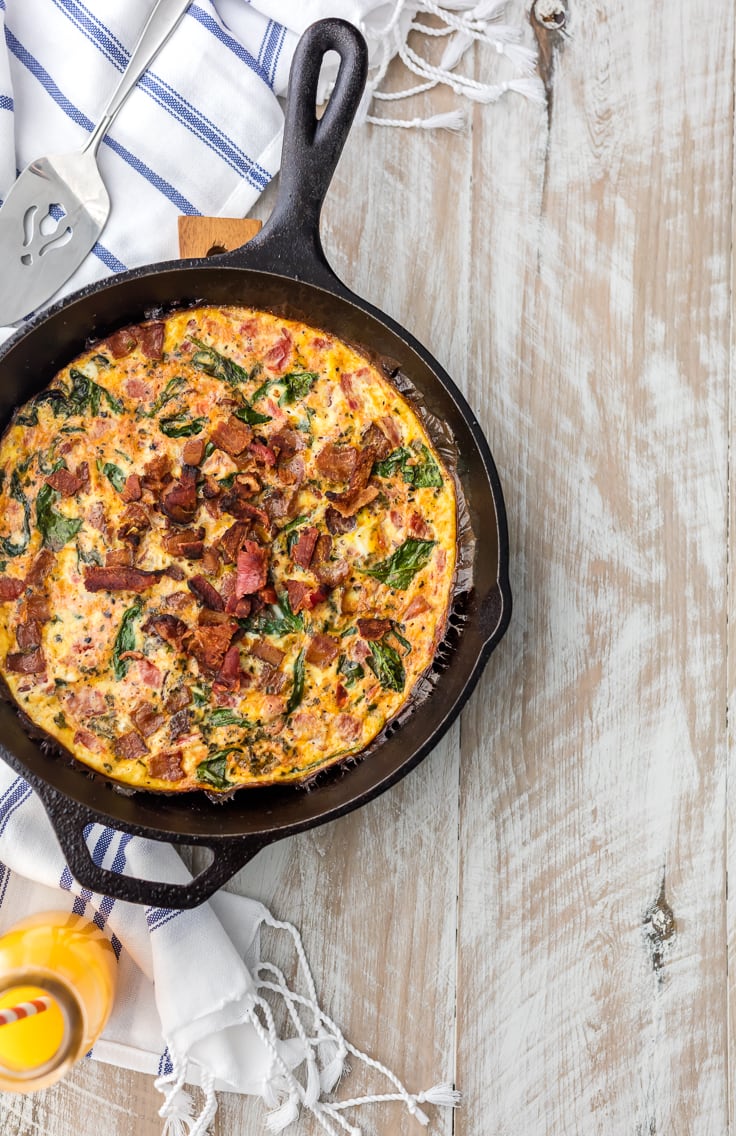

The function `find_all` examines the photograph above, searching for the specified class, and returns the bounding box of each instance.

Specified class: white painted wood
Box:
[2,3,735,1134]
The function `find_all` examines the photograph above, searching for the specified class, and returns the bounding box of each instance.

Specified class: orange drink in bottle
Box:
[0,911,117,1091]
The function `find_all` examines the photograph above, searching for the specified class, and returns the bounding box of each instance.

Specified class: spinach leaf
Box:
[14,404,39,427]
[137,375,188,419]
[208,708,253,729]
[246,593,304,637]
[278,371,317,406]
[191,683,211,708]
[367,639,405,693]
[403,443,443,488]
[279,515,308,534]
[337,655,364,688]
[390,622,413,655]
[0,471,31,557]
[112,601,143,680]
[373,446,411,479]
[76,543,103,568]
[250,376,282,403]
[361,538,435,590]
[196,750,238,789]
[234,403,272,427]
[190,338,250,385]
[102,462,126,492]
[159,413,207,438]
[286,649,305,715]
[68,369,123,415]
[35,484,82,551]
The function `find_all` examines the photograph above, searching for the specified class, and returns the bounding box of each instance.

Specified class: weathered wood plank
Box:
[458,3,732,1135]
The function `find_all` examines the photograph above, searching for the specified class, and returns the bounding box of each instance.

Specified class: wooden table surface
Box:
[3,1,734,1132]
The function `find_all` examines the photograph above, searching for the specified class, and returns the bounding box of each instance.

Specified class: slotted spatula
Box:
[0,0,192,326]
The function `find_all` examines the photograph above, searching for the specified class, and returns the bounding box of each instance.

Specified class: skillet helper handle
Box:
[226,18,369,289]
[37,785,265,910]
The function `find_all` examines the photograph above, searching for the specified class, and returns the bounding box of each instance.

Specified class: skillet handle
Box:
[37,785,267,910]
[223,18,369,291]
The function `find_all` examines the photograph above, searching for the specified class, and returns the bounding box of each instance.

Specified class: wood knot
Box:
[532,0,567,29]
[642,876,676,978]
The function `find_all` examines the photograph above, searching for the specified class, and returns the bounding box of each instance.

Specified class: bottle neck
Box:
[0,972,85,1089]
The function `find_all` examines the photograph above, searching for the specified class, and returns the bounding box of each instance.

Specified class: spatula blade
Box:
[0,155,110,325]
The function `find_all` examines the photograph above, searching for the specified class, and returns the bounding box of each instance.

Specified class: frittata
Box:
[0,307,456,791]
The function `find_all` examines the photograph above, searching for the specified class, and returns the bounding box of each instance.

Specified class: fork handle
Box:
[83,0,191,155]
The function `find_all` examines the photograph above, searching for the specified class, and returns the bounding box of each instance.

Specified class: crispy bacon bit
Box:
[336,714,362,742]
[325,507,356,535]
[84,566,162,593]
[164,527,205,559]
[106,548,134,567]
[46,467,84,497]
[378,415,402,447]
[211,415,253,457]
[313,546,350,587]
[142,455,172,491]
[6,649,45,674]
[408,511,432,540]
[305,633,339,667]
[357,617,392,640]
[236,543,268,596]
[335,682,349,709]
[25,549,55,587]
[188,575,225,612]
[147,750,185,781]
[76,461,90,487]
[249,441,277,467]
[186,622,236,674]
[182,437,205,466]
[24,596,51,623]
[270,428,304,458]
[403,594,431,621]
[263,667,288,694]
[0,577,25,601]
[74,728,103,753]
[138,321,165,359]
[161,467,198,525]
[131,702,165,738]
[165,684,191,713]
[144,614,188,650]
[214,644,243,691]
[315,443,358,483]
[202,475,222,500]
[202,547,220,575]
[340,372,361,411]
[250,640,285,667]
[118,504,151,543]
[218,522,250,564]
[361,422,392,461]
[169,709,191,741]
[164,564,186,581]
[87,502,110,540]
[113,730,148,760]
[16,620,41,650]
[279,454,306,488]
[121,474,142,503]
[65,688,106,716]
[312,533,332,565]
[264,327,292,371]
[284,578,310,614]
[352,638,371,660]
[107,328,138,358]
[291,526,319,569]
[326,485,379,519]
[263,489,297,523]
[162,590,191,612]
[224,594,252,618]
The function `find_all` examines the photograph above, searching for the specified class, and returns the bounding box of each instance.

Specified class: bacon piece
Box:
[123,377,151,399]
[211,415,253,457]
[188,575,225,612]
[315,443,358,483]
[361,422,392,461]
[143,614,188,650]
[16,621,41,650]
[335,682,349,709]
[279,454,305,488]
[106,548,134,567]
[312,533,332,565]
[408,511,432,541]
[250,640,285,667]
[403,595,431,621]
[325,485,379,519]
[182,437,205,466]
[324,506,353,535]
[236,543,268,596]
[249,441,277,467]
[264,327,292,371]
[224,594,252,618]
[284,578,310,615]
[121,474,142,503]
[24,596,50,623]
[198,547,217,575]
[65,688,106,717]
[165,684,191,713]
[164,527,205,560]
[74,728,103,753]
[378,415,402,448]
[186,622,236,675]
[306,633,339,667]
[114,730,148,760]
[25,549,55,587]
[214,644,243,691]
[131,702,165,738]
[84,566,162,593]
[169,709,191,741]
[76,461,90,487]
[291,526,319,569]
[340,372,361,411]
[162,590,190,612]
[218,521,250,564]
[357,617,392,640]
[6,649,45,674]
[202,476,222,500]
[164,564,186,582]
[352,638,371,661]
[335,714,362,742]
[262,489,298,523]
[118,503,150,542]
[161,467,198,525]
[46,467,84,497]
[312,536,350,587]
[138,321,165,359]
[270,428,304,458]
[142,455,172,491]
[147,750,185,781]
[87,502,111,541]
[0,577,24,601]
[107,328,138,358]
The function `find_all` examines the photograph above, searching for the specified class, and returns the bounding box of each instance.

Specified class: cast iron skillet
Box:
[0,19,511,908]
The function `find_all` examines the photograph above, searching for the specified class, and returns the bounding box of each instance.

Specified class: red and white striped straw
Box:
[0,996,53,1026]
